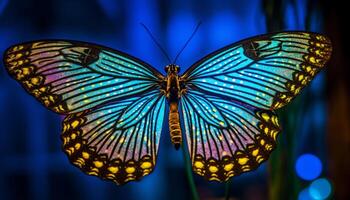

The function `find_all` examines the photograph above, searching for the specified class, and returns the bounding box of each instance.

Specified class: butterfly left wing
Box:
[181,32,332,110]
[4,40,167,185]
[4,40,164,114]
[62,90,166,185]
[180,90,280,181]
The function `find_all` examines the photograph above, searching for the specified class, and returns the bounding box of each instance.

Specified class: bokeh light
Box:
[309,178,332,200]
[295,154,322,180]
[298,188,314,200]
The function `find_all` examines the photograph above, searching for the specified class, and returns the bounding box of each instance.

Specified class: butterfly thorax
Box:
[163,64,182,101]
[163,64,184,149]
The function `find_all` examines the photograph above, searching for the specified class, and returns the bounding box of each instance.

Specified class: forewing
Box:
[181,90,280,181]
[4,41,164,114]
[182,32,332,109]
[61,90,166,185]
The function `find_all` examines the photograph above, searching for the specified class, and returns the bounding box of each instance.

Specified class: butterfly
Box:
[3,32,332,185]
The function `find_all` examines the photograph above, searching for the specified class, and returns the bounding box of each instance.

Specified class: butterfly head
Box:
[165,64,180,74]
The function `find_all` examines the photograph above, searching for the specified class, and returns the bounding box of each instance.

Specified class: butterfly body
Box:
[3,32,332,185]
[163,64,185,149]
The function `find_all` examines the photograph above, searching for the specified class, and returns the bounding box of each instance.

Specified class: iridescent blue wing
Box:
[4,40,164,114]
[62,90,166,185]
[182,32,332,109]
[181,90,280,181]
[180,32,331,181]
[4,41,166,185]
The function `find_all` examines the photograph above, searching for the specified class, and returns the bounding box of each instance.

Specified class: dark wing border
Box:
[4,39,164,79]
[3,40,164,114]
[181,31,331,79]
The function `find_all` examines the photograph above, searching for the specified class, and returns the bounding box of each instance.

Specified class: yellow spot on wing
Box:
[71,120,80,128]
[108,166,119,173]
[82,152,89,159]
[22,67,31,75]
[238,157,249,165]
[31,77,40,85]
[71,133,77,139]
[126,167,135,174]
[264,127,269,134]
[260,139,265,145]
[194,161,204,169]
[74,143,81,150]
[224,163,234,171]
[141,162,152,169]
[306,66,312,72]
[93,161,103,168]
[252,149,259,156]
[209,166,218,173]
[261,113,270,121]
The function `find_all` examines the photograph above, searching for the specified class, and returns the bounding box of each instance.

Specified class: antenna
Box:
[173,21,202,64]
[140,23,172,63]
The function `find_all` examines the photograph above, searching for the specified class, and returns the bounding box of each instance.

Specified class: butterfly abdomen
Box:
[169,101,182,149]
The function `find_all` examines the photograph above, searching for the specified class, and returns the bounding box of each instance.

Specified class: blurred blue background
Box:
[0,0,348,199]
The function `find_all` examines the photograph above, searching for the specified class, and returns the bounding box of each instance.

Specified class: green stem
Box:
[224,179,232,200]
[181,144,200,200]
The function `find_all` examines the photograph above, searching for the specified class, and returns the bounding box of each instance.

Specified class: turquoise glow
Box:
[309,178,332,200]
[298,188,314,200]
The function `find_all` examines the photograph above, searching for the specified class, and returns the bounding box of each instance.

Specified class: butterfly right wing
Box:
[179,32,331,182]
[4,40,164,114]
[62,90,166,185]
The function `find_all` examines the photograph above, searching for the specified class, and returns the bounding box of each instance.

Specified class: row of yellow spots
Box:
[85,156,154,184]
[287,82,302,95]
[301,64,317,76]
[294,72,311,86]
[5,46,68,113]
[262,113,279,127]
[13,65,33,80]
[7,45,24,53]
[272,90,294,109]
[6,49,30,75]
[193,137,273,182]
[315,35,329,43]
[303,38,330,76]
[306,35,331,67]
[63,117,85,133]
[62,115,154,184]
[304,55,324,67]
[312,48,328,58]
[257,111,280,141]
[300,37,330,101]
[282,42,330,99]
[21,75,44,90]
[6,52,24,63]
[271,35,331,110]
[32,85,49,98]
